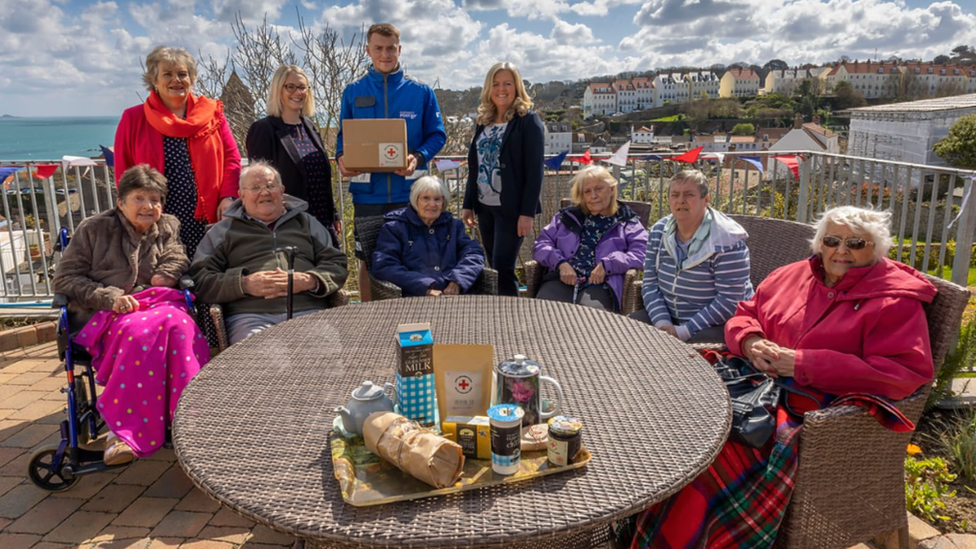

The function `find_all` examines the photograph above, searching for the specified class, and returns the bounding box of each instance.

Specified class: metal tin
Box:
[547,416,583,467]
[488,404,524,475]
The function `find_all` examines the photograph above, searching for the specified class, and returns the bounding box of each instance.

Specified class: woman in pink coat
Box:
[616,205,936,549]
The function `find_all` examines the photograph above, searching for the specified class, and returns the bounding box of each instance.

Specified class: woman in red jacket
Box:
[114,46,241,258]
[616,205,936,549]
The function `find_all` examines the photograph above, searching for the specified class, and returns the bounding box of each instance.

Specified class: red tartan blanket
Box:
[613,406,803,549]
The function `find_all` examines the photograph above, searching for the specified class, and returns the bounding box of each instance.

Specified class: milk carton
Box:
[395,323,436,427]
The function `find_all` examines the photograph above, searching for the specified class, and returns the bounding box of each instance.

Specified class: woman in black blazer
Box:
[246,65,340,240]
[462,62,544,296]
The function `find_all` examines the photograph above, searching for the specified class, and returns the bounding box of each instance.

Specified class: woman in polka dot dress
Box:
[53,166,209,465]
[114,46,242,258]
[246,65,340,245]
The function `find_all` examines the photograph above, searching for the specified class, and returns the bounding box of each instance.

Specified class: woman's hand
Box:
[426,288,443,297]
[217,197,234,220]
[742,336,796,378]
[659,325,679,339]
[443,281,461,295]
[517,215,534,237]
[461,209,476,228]
[589,263,606,285]
[150,274,178,288]
[112,295,140,314]
[558,262,577,286]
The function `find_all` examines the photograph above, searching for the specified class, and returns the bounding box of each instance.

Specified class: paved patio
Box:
[0,340,302,549]
[1,339,973,549]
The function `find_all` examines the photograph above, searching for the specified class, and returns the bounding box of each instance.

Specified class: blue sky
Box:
[0,0,974,116]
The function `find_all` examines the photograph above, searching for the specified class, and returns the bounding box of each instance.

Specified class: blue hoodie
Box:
[337,66,447,205]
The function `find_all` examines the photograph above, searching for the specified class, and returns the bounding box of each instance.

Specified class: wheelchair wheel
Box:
[27,445,78,492]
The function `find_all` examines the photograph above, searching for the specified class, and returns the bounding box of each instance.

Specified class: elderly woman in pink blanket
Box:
[53,164,209,465]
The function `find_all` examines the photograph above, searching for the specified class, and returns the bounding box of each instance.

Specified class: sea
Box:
[0,116,120,161]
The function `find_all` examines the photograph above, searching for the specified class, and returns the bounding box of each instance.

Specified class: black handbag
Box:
[712,356,781,448]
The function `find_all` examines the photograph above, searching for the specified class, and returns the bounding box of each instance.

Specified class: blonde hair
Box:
[266,65,315,118]
[570,165,618,216]
[476,62,533,126]
[811,206,892,261]
[142,46,197,92]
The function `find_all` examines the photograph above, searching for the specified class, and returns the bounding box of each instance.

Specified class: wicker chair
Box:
[356,214,499,300]
[524,199,652,315]
[775,274,969,549]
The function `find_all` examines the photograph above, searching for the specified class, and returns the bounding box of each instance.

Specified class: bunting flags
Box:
[0,166,22,187]
[33,165,58,179]
[641,154,663,161]
[62,156,97,167]
[772,155,802,180]
[702,153,725,164]
[544,150,569,171]
[672,146,703,164]
[739,157,765,174]
[100,145,115,167]
[604,141,631,167]
[433,159,461,172]
[578,150,592,165]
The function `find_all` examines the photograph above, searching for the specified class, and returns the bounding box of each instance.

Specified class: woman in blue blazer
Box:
[462,62,544,296]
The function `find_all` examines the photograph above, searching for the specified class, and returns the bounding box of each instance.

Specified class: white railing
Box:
[4,150,974,301]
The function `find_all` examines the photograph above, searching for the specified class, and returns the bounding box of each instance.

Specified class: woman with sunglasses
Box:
[246,65,340,242]
[615,205,936,549]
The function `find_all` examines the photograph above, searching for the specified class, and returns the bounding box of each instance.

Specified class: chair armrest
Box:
[327,289,350,308]
[52,294,69,309]
[524,260,544,298]
[209,303,229,352]
[620,269,643,315]
[368,273,403,301]
[179,275,195,290]
[472,268,499,296]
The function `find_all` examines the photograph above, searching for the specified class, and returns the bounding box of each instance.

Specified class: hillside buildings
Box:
[581,61,976,119]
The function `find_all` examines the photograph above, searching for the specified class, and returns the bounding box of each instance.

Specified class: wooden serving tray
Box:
[329,427,591,507]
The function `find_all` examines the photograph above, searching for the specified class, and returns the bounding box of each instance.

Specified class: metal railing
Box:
[4,150,974,302]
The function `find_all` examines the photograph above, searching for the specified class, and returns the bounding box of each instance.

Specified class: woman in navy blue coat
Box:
[374,176,486,297]
[462,62,544,297]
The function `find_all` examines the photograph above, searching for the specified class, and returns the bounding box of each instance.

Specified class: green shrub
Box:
[927,312,976,411]
[905,455,957,523]
[938,408,976,481]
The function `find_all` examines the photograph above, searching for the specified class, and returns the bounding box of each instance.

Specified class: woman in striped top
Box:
[629,170,753,343]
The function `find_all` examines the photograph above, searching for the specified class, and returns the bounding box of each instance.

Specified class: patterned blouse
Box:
[475,123,508,206]
[570,214,616,278]
[287,122,332,224]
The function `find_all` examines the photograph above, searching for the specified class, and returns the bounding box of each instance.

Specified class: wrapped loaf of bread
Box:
[363,412,464,488]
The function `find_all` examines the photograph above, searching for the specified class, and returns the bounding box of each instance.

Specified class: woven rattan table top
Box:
[173,296,731,548]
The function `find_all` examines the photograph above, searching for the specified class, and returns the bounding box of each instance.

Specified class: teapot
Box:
[334,381,397,436]
[493,355,563,427]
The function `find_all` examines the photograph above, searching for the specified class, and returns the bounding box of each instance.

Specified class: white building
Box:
[544,122,573,156]
[631,125,654,144]
[583,83,616,118]
[632,77,655,110]
[688,71,720,99]
[765,68,816,96]
[653,73,680,106]
[614,79,637,113]
[720,68,761,98]
[848,94,976,185]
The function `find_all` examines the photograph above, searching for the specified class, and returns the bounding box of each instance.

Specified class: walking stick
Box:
[276,246,298,320]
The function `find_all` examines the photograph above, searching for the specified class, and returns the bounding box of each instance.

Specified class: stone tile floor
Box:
[0,341,302,549]
[2,339,975,549]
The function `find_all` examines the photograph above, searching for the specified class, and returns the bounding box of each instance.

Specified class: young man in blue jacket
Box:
[336,23,447,300]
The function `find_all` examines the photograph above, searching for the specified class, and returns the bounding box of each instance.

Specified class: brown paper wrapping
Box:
[363,412,465,488]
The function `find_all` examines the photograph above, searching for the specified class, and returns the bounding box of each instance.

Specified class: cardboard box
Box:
[396,323,436,427]
[342,119,408,172]
[442,415,491,459]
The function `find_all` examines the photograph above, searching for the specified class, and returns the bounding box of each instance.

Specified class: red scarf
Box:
[143,90,226,223]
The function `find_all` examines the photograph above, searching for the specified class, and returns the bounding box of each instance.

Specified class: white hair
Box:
[409,176,450,212]
[811,206,892,261]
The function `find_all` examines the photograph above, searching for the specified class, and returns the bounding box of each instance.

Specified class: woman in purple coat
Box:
[532,166,648,312]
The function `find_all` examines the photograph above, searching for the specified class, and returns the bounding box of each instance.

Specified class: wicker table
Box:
[173,296,731,549]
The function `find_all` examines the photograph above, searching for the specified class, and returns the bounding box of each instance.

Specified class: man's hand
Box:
[589,263,606,285]
[461,209,476,228]
[517,215,534,237]
[217,197,234,219]
[150,274,178,288]
[558,263,577,286]
[394,154,419,177]
[112,295,140,314]
[243,269,316,298]
[338,156,362,178]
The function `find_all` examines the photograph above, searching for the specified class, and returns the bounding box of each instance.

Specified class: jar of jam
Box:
[547,416,582,466]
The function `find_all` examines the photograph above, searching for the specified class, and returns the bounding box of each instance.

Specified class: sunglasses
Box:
[822,236,872,250]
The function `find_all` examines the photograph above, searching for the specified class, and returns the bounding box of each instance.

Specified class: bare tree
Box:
[296,16,369,151]
[230,12,297,119]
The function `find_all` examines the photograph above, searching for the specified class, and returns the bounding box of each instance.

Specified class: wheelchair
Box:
[27,227,195,492]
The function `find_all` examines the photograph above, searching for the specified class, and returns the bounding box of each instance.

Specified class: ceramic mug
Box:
[493,355,563,427]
